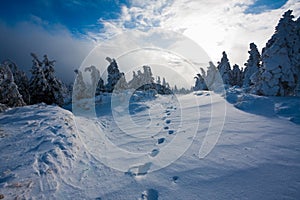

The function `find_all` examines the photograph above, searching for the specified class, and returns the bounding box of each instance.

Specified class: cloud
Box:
[0,19,93,83]
[80,29,210,88]
[95,0,300,69]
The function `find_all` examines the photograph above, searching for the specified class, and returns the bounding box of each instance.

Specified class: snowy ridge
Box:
[0,93,300,199]
[0,104,80,199]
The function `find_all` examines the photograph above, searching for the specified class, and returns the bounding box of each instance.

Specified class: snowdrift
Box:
[0,92,300,199]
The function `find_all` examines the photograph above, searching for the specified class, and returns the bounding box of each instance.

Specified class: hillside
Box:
[0,92,300,199]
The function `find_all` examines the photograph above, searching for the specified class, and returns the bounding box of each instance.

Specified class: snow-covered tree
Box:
[29,53,49,105]
[96,77,105,95]
[0,63,25,107]
[73,69,87,100]
[128,71,139,89]
[43,55,65,106]
[252,10,298,96]
[217,51,232,86]
[231,64,243,87]
[105,57,123,93]
[243,43,261,88]
[293,15,300,96]
[114,72,128,91]
[205,61,218,90]
[2,60,30,104]
[193,68,208,91]
[84,65,102,96]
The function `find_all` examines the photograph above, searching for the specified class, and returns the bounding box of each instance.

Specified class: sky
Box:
[0,0,299,85]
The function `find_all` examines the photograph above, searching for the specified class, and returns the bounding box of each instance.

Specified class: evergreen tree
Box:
[217,51,232,85]
[3,60,30,104]
[231,64,243,87]
[193,67,208,91]
[252,10,298,96]
[243,43,261,88]
[96,77,105,95]
[43,55,64,106]
[29,53,49,104]
[84,65,103,96]
[205,61,218,90]
[0,63,25,107]
[114,72,128,91]
[105,57,123,93]
[73,69,87,100]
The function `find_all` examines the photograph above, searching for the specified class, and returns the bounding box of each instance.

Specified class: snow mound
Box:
[0,104,80,199]
[1,92,300,199]
[225,88,300,124]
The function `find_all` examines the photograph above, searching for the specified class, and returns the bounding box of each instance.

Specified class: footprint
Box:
[141,189,159,200]
[157,138,165,144]
[172,176,179,183]
[164,126,169,130]
[127,162,152,176]
[150,149,159,157]
[165,119,171,124]
[168,130,174,135]
[166,112,171,116]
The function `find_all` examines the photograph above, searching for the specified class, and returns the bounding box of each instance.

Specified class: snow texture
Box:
[1,92,300,199]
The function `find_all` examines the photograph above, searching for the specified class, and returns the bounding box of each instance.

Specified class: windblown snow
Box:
[0,92,300,199]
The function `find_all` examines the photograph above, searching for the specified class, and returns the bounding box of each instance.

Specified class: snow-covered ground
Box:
[0,92,300,199]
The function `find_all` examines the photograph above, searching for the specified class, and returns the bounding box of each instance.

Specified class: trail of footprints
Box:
[150,105,177,158]
[127,104,179,177]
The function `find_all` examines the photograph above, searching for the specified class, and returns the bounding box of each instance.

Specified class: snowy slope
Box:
[0,92,300,199]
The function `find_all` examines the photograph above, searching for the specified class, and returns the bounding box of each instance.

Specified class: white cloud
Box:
[96,0,300,70]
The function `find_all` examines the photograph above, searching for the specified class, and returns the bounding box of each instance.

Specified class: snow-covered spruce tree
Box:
[73,69,87,100]
[105,57,123,93]
[160,77,172,94]
[114,72,128,92]
[96,77,105,95]
[128,71,139,89]
[43,55,65,106]
[252,10,299,96]
[231,64,243,87]
[3,60,30,104]
[0,63,25,107]
[217,51,232,86]
[143,66,154,84]
[293,15,300,96]
[205,61,218,90]
[193,67,208,91]
[243,43,261,89]
[84,65,102,96]
[29,53,49,105]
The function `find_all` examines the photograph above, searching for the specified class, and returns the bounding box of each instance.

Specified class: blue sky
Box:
[0,0,298,84]
[0,0,288,34]
[0,0,129,36]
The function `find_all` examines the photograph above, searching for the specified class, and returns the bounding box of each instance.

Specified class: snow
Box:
[1,91,300,199]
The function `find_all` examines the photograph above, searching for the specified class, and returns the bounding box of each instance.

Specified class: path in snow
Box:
[0,92,300,199]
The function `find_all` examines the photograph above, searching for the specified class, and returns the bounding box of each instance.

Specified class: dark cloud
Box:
[0,20,93,83]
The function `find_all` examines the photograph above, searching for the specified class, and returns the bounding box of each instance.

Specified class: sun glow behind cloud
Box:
[0,0,299,86]
[93,0,300,70]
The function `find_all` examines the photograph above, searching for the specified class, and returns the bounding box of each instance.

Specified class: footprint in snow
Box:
[140,189,159,200]
[172,176,179,183]
[165,119,171,124]
[150,149,159,157]
[168,130,174,135]
[126,162,152,176]
[157,138,165,144]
